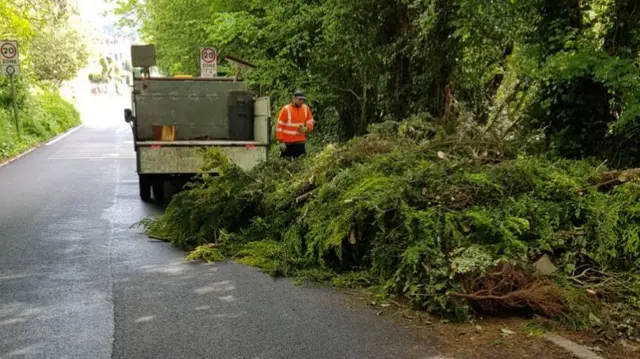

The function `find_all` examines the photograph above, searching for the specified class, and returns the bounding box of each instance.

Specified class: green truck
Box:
[124,45,271,201]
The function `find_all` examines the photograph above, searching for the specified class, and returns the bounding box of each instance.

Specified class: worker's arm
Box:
[276,106,288,142]
[305,105,314,132]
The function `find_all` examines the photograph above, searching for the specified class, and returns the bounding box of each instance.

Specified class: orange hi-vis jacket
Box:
[276,104,315,143]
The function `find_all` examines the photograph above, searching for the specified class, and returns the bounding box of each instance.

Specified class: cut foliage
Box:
[143,120,640,339]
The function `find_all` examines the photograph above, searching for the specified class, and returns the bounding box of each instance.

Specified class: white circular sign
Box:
[201,48,217,64]
[1,43,17,59]
[5,65,15,75]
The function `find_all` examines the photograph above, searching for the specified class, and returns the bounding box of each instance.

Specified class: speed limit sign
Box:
[200,47,217,78]
[1,40,20,76]
[2,40,20,137]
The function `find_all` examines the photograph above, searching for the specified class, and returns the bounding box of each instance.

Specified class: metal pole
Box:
[9,74,19,138]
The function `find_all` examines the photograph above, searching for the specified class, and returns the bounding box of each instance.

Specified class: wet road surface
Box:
[0,101,438,359]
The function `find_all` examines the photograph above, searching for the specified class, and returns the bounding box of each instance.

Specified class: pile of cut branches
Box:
[449,263,565,317]
[142,119,640,339]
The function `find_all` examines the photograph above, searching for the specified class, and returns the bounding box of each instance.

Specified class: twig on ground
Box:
[296,191,314,204]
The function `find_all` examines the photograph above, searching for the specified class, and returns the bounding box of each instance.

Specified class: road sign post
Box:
[1,40,20,137]
[200,47,217,78]
[9,75,19,137]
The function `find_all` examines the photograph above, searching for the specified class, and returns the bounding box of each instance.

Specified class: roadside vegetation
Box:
[0,1,87,161]
[120,0,640,343]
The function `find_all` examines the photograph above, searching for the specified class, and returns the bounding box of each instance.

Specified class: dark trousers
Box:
[280,143,306,159]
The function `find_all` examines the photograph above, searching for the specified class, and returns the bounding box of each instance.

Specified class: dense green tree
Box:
[0,0,86,159]
[31,23,89,87]
[113,0,640,164]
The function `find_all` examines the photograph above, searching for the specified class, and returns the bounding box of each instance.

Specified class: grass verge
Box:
[0,90,80,162]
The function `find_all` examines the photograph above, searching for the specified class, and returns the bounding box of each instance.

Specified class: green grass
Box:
[0,90,80,161]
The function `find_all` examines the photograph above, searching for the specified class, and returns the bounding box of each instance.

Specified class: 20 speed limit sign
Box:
[200,47,217,78]
[1,40,20,76]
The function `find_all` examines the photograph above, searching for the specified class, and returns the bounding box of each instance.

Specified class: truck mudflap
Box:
[137,143,268,174]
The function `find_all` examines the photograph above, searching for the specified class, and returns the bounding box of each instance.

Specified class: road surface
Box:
[0,99,438,358]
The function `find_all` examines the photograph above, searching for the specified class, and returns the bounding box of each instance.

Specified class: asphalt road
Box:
[0,102,439,359]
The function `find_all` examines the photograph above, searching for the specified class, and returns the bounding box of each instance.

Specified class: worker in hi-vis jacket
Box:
[276,90,314,158]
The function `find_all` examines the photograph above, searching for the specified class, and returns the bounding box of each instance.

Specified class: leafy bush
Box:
[144,122,640,338]
[88,73,106,84]
[0,88,80,161]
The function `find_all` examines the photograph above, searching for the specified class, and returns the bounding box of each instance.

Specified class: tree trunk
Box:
[359,71,368,136]
[604,0,640,57]
[427,0,460,118]
[537,0,582,56]
[385,0,412,121]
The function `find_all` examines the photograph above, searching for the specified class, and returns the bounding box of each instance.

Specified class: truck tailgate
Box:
[137,141,268,174]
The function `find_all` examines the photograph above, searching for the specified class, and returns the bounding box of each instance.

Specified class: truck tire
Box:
[139,175,151,201]
[152,180,165,203]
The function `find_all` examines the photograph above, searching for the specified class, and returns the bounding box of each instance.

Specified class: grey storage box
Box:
[228,90,254,141]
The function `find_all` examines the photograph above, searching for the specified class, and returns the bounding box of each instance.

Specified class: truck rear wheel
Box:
[152,180,165,203]
[139,175,151,201]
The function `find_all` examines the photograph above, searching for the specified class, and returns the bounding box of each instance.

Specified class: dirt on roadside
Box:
[339,289,640,359]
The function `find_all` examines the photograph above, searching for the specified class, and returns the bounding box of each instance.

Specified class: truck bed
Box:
[132,79,248,141]
[137,140,267,147]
